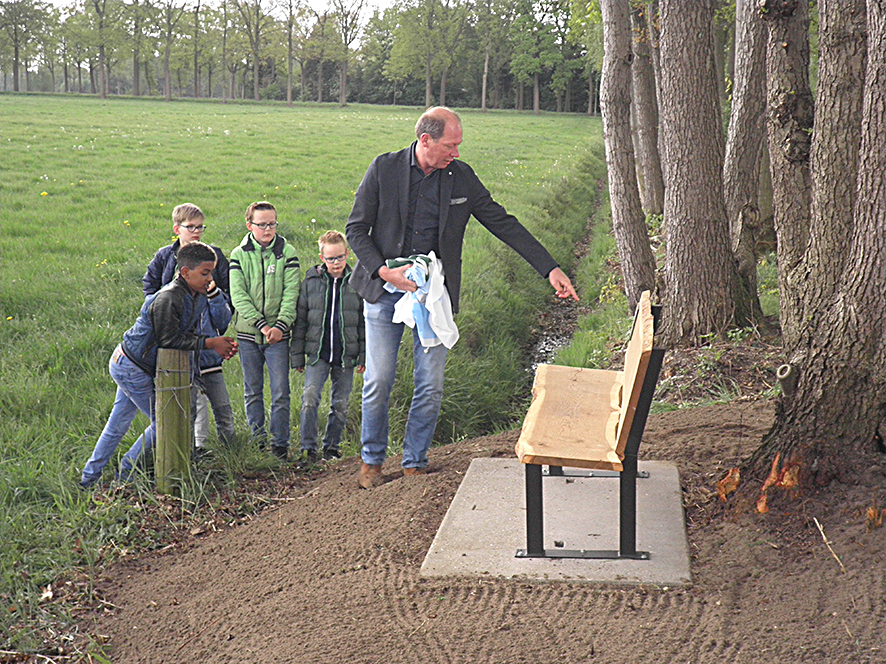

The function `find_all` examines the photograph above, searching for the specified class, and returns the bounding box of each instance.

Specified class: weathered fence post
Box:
[155,348,192,495]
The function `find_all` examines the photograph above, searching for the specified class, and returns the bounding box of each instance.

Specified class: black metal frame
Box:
[516,306,664,561]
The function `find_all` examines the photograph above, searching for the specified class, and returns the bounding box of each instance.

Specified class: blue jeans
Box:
[361,291,447,469]
[239,338,291,449]
[193,370,235,447]
[81,347,156,486]
[300,359,355,453]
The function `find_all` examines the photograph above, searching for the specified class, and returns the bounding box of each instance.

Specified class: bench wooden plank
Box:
[515,365,624,470]
[515,292,654,472]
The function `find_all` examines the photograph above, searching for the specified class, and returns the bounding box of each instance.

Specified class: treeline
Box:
[0,0,607,111]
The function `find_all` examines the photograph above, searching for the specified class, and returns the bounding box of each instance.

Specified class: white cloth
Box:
[383,252,459,349]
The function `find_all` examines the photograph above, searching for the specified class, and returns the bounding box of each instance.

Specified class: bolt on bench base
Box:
[515,548,650,560]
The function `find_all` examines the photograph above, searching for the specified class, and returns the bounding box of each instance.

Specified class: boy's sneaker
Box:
[322,448,342,461]
[296,449,319,470]
[271,445,289,461]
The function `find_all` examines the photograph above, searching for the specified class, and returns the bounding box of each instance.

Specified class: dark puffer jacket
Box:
[290,264,365,369]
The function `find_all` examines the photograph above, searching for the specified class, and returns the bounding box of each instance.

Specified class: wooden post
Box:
[155,348,192,495]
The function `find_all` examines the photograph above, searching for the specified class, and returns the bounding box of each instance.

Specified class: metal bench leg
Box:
[523,463,544,556]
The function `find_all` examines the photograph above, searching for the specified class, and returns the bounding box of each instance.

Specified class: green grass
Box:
[0,94,605,650]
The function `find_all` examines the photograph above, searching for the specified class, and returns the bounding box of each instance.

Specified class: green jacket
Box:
[229,232,301,344]
[291,264,364,369]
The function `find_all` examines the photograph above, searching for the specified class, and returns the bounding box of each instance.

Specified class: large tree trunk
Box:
[658,0,747,344]
[722,0,767,318]
[753,0,886,497]
[762,0,813,352]
[600,0,656,312]
[799,0,867,327]
[630,3,664,216]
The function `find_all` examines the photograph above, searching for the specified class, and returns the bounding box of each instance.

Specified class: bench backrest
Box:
[614,291,654,459]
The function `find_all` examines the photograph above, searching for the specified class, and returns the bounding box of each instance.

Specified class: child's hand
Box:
[263,327,283,344]
[207,336,238,360]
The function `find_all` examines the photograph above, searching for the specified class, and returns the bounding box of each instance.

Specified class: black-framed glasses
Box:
[180,224,206,232]
[322,253,347,264]
[252,222,278,230]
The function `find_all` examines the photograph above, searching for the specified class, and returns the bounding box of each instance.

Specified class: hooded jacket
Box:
[290,263,365,369]
[229,232,301,344]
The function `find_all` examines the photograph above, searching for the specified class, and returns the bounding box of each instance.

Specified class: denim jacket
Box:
[121,275,209,376]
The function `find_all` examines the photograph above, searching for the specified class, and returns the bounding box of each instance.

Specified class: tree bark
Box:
[722,0,767,318]
[630,3,664,216]
[762,0,813,351]
[658,0,747,344]
[799,0,867,326]
[600,0,657,312]
[754,0,886,492]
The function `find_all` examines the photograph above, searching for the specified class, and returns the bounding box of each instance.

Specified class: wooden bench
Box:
[514,290,664,560]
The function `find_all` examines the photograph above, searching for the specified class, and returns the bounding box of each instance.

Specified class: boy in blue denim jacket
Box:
[80,243,237,488]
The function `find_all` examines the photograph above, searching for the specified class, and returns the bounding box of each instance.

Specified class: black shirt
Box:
[405,146,442,257]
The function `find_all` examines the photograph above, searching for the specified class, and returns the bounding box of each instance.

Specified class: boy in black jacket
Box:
[80,243,237,488]
[290,231,365,467]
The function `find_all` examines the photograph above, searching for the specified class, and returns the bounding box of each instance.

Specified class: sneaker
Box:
[322,448,342,461]
[271,445,289,460]
[296,449,319,470]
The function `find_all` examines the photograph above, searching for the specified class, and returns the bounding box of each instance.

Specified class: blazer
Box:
[346,142,559,314]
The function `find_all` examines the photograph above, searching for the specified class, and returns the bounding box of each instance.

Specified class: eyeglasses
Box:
[322,253,347,264]
[251,222,278,230]
[180,224,206,232]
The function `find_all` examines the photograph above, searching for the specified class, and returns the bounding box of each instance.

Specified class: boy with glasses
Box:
[143,203,235,455]
[291,231,365,468]
[229,201,301,460]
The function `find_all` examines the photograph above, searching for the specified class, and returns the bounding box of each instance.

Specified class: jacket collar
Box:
[242,232,287,260]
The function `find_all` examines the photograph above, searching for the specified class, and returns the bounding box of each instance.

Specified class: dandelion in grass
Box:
[123,220,131,227]
[40,191,48,196]
[6,316,12,321]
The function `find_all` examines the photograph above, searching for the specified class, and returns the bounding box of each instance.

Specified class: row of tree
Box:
[600,0,886,504]
[0,0,606,111]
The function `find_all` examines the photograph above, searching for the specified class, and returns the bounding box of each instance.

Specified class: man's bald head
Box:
[415,107,461,141]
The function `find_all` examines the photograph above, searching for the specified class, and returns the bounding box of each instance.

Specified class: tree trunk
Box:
[600,0,657,312]
[762,0,813,352]
[722,0,767,318]
[658,0,747,345]
[481,45,489,111]
[753,0,886,495]
[439,68,448,107]
[425,55,432,108]
[339,61,347,106]
[630,3,664,216]
[532,72,540,114]
[799,0,867,326]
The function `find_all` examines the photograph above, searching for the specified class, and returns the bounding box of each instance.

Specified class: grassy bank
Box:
[0,94,605,650]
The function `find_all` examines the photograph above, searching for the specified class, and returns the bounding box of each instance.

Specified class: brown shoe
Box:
[359,463,383,489]
[402,467,427,476]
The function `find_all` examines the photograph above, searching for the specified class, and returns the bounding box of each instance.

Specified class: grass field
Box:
[0,94,606,650]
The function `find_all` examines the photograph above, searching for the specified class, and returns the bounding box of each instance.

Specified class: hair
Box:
[177,242,217,270]
[172,203,204,226]
[415,107,460,140]
[245,201,276,223]
[318,230,347,251]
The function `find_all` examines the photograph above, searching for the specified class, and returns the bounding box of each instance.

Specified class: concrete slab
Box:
[420,458,691,586]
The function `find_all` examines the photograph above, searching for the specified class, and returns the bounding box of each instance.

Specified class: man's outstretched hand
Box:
[548,267,578,301]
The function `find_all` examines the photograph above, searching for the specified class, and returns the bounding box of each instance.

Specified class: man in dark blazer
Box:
[346,106,578,489]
